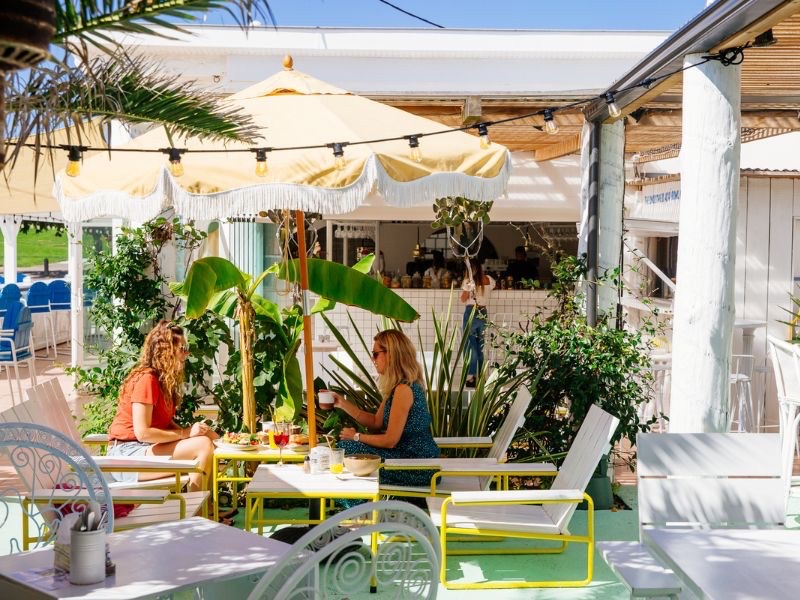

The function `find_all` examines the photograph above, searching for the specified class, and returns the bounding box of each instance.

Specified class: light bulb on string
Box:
[254,148,269,177]
[543,109,559,135]
[406,135,422,162]
[163,147,185,177]
[605,92,622,118]
[64,146,84,177]
[477,123,491,149]
[329,142,346,170]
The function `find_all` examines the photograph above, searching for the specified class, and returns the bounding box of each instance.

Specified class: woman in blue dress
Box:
[332,329,439,487]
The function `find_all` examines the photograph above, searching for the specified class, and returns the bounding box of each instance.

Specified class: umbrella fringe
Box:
[53,176,170,223]
[374,152,511,206]
[54,152,511,222]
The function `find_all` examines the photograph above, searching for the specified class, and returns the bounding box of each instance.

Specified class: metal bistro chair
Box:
[767,335,800,509]
[247,500,440,600]
[0,302,37,404]
[0,422,114,554]
[48,280,71,355]
[26,282,57,358]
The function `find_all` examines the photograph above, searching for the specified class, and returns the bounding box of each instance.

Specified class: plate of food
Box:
[215,432,261,452]
[287,433,310,453]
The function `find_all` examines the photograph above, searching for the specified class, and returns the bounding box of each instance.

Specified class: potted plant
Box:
[432,196,493,259]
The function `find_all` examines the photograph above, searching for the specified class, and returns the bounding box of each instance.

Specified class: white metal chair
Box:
[766,335,800,508]
[639,354,671,432]
[729,353,756,432]
[0,422,114,553]
[247,500,440,600]
[429,404,619,589]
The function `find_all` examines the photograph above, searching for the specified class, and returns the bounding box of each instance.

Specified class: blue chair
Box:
[0,283,22,321]
[26,282,57,358]
[0,302,37,404]
[48,281,71,356]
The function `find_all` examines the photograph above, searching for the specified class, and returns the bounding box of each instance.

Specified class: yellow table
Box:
[245,463,379,534]
[212,445,308,521]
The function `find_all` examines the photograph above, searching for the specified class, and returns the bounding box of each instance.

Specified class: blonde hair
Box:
[121,320,186,409]
[374,329,422,399]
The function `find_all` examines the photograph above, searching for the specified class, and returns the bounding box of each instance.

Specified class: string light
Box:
[27,45,749,165]
[477,123,491,149]
[543,109,559,135]
[253,148,270,177]
[406,135,422,162]
[162,147,185,177]
[64,146,85,177]
[329,142,346,170]
[604,92,622,118]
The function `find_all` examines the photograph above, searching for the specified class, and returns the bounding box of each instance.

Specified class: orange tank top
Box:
[108,370,175,442]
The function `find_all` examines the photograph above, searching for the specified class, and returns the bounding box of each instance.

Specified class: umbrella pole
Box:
[296,210,317,448]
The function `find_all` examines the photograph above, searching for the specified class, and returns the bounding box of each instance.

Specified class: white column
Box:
[326,220,333,262]
[670,53,741,432]
[1,219,21,284]
[598,120,625,319]
[67,222,84,368]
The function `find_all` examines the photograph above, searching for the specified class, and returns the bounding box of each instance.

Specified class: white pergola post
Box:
[670,53,741,432]
[67,222,85,368]
[1,218,21,284]
[598,120,625,320]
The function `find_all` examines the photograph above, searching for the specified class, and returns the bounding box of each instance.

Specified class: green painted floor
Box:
[243,486,800,599]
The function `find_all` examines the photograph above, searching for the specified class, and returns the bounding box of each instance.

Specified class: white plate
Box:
[214,441,259,452]
[287,444,310,453]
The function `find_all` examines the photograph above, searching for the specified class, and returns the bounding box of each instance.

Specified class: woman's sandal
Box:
[217,507,238,525]
[218,516,235,526]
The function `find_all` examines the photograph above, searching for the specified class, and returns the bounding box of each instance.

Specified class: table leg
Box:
[212,458,220,523]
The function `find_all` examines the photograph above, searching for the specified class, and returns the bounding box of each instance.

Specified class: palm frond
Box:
[55,1,275,44]
[3,51,260,167]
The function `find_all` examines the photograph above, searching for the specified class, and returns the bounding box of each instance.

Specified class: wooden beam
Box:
[533,134,581,161]
[712,0,800,50]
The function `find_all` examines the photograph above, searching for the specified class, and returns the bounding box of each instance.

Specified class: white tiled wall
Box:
[295,289,557,371]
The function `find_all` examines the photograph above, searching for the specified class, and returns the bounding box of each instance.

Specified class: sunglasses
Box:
[371,350,386,360]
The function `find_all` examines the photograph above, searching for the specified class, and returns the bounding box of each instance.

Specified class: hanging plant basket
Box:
[432,196,493,259]
[0,0,55,72]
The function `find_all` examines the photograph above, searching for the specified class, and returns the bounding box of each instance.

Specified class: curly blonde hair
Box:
[121,320,186,409]
[374,329,422,399]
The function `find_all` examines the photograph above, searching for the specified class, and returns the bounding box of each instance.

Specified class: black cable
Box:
[377,0,445,28]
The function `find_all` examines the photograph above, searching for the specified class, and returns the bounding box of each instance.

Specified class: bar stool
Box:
[25,282,57,358]
[47,280,71,355]
[729,354,755,432]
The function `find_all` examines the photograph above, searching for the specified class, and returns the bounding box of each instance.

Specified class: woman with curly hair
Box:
[329,329,439,487]
[107,320,217,493]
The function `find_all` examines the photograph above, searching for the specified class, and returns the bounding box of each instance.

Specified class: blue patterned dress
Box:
[338,380,439,486]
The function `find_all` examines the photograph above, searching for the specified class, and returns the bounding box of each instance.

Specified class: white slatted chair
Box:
[430,404,619,589]
[598,432,784,599]
[381,384,558,498]
[247,500,440,600]
[2,380,210,525]
[767,336,800,507]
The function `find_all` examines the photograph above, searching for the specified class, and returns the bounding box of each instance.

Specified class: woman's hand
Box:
[189,422,217,439]
[332,392,352,411]
[339,427,357,441]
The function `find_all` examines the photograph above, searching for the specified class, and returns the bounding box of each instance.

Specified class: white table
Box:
[245,464,379,534]
[643,527,800,599]
[0,517,291,599]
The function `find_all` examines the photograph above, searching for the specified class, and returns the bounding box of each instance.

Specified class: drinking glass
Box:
[274,422,290,465]
[329,449,345,474]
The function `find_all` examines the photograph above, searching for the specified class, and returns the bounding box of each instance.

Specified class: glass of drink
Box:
[274,422,290,465]
[329,449,345,474]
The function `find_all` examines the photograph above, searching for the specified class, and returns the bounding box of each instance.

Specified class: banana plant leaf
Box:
[310,254,375,314]
[278,258,419,323]
[175,257,247,318]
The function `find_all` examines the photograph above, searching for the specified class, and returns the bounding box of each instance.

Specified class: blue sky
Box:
[207,0,709,30]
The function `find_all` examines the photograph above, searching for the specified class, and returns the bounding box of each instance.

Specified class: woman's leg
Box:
[463,308,479,377]
[474,313,486,373]
[146,436,215,492]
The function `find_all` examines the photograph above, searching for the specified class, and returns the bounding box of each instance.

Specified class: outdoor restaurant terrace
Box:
[3,0,800,598]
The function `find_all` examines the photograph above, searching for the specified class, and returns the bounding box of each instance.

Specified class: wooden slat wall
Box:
[737,175,800,428]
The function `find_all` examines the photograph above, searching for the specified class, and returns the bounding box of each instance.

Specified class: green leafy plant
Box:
[71,217,220,434]
[496,255,656,467]
[431,196,493,228]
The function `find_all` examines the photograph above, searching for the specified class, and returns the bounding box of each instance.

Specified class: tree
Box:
[1,1,275,170]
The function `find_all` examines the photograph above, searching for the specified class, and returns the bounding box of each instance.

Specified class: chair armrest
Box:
[29,488,170,504]
[92,456,202,473]
[383,458,498,470]
[450,488,585,505]
[0,329,13,336]
[433,436,493,449]
[434,462,557,476]
[83,433,109,443]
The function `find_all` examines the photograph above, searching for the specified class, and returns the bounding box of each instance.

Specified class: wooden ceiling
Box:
[377,8,800,162]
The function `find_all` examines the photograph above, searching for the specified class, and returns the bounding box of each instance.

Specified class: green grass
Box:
[0,229,102,268]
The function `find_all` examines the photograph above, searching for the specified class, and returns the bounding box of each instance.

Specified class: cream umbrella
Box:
[54,56,511,443]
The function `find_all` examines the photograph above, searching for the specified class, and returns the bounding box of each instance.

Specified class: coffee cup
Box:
[318,390,335,410]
